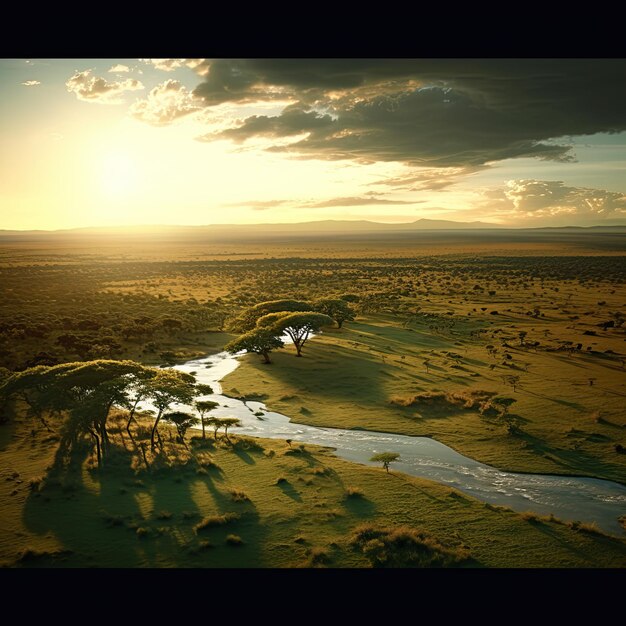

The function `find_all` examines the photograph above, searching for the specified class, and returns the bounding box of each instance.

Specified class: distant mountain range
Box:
[1,218,626,239]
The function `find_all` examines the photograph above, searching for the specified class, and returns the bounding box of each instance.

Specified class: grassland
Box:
[1,230,625,567]
[2,410,625,568]
[224,311,626,482]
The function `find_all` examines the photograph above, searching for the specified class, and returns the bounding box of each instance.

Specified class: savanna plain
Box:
[1,228,625,568]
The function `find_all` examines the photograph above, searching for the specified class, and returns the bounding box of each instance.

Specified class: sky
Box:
[1,58,626,230]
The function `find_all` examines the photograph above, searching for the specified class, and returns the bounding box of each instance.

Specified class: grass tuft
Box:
[194,512,240,532]
[350,523,469,568]
[225,534,244,546]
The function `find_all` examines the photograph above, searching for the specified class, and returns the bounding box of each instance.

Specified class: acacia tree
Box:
[0,360,152,467]
[206,416,223,440]
[195,399,219,439]
[162,411,199,446]
[221,417,242,441]
[228,299,313,333]
[147,369,197,451]
[370,452,400,473]
[225,328,284,364]
[314,298,355,328]
[124,369,157,438]
[257,312,334,357]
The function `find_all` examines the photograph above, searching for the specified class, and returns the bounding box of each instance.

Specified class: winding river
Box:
[139,344,626,535]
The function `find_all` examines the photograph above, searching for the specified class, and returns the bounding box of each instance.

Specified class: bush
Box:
[345,486,364,498]
[350,524,469,568]
[225,534,244,546]
[194,512,239,532]
[228,488,250,502]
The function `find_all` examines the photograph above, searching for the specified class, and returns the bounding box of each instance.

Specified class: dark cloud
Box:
[192,59,626,168]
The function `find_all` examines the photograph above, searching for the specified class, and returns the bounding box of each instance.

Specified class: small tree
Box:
[207,416,223,440]
[195,400,219,439]
[221,417,242,441]
[314,298,355,329]
[163,411,199,446]
[257,311,334,357]
[370,452,400,473]
[195,383,214,396]
[225,328,284,364]
[146,369,197,450]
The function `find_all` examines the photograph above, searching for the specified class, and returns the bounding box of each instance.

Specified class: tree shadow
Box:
[276,479,303,502]
[342,493,376,517]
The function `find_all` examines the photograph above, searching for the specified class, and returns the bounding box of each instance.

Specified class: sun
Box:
[100,153,140,197]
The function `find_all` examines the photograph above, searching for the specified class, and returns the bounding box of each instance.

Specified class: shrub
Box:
[225,534,244,546]
[345,486,364,498]
[350,524,469,568]
[194,512,239,532]
[228,488,250,502]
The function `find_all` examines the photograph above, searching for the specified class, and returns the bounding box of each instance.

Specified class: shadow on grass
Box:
[276,479,303,502]
[22,437,269,567]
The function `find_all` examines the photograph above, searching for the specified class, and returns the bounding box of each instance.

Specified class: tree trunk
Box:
[337,319,343,328]
[384,463,389,473]
[151,409,163,450]
[262,350,271,364]
[201,415,206,439]
[90,429,102,468]
[126,397,141,438]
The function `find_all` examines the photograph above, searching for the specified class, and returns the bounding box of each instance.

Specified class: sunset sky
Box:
[2,58,625,230]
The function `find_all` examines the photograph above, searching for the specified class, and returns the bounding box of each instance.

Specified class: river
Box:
[137,345,626,535]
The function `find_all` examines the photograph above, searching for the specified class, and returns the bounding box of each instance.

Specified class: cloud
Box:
[221,195,417,211]
[305,196,416,208]
[129,80,202,125]
[109,64,130,73]
[221,199,288,211]
[190,59,626,168]
[140,58,207,74]
[484,179,626,222]
[369,166,483,192]
[21,80,40,86]
[65,70,143,104]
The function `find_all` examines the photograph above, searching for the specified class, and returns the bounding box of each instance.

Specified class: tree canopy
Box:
[370,452,400,473]
[146,369,197,450]
[224,328,284,363]
[195,399,219,439]
[0,359,156,466]
[314,298,355,328]
[257,311,334,357]
[163,411,199,445]
[228,299,313,333]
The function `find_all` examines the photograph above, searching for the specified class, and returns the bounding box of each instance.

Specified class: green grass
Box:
[223,314,626,483]
[1,415,625,568]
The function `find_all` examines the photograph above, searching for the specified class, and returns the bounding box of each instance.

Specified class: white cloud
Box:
[129,79,202,125]
[140,58,208,74]
[21,80,40,86]
[108,64,130,73]
[65,70,144,104]
[484,179,626,222]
